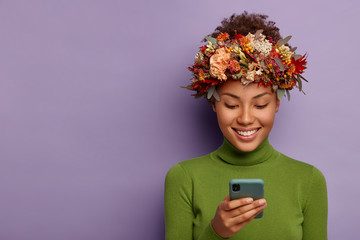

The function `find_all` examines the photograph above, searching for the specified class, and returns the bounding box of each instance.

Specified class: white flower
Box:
[246,33,255,42]
[248,62,263,74]
[194,51,204,64]
[244,62,263,82]
[204,41,215,56]
[278,45,294,60]
[244,71,256,82]
[251,38,273,57]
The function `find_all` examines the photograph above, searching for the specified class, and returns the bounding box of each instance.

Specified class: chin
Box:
[226,128,266,152]
[232,141,260,152]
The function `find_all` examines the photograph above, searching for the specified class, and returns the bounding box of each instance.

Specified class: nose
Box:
[236,106,254,125]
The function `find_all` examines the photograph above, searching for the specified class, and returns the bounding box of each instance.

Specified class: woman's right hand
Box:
[211,195,267,238]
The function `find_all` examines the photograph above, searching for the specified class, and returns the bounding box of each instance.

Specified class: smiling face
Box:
[212,80,280,152]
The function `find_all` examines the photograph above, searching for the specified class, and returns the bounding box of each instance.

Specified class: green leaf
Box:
[277,35,292,46]
[243,81,251,88]
[286,89,291,101]
[232,72,243,79]
[296,76,302,92]
[181,85,193,90]
[272,85,278,92]
[207,85,215,99]
[260,61,268,71]
[290,47,297,52]
[294,54,302,60]
[213,89,220,101]
[277,89,285,100]
[205,36,217,45]
[274,57,285,71]
[254,29,264,40]
[299,75,308,82]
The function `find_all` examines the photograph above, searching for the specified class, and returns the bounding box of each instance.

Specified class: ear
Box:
[211,98,217,112]
[275,98,280,113]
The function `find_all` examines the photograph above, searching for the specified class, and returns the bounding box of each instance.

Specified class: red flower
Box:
[291,54,307,74]
[191,79,220,94]
[258,81,271,88]
[269,48,281,59]
[234,34,243,40]
[200,45,207,53]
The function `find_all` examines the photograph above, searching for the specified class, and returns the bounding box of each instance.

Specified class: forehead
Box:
[217,80,274,99]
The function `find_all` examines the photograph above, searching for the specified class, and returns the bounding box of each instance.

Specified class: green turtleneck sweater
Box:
[164,137,327,239]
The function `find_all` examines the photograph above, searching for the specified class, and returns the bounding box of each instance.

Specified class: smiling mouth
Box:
[233,128,260,137]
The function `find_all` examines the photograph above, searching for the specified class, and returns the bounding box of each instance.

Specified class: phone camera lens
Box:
[232,184,240,192]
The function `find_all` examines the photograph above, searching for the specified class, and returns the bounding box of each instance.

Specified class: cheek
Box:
[258,109,276,126]
[216,108,235,127]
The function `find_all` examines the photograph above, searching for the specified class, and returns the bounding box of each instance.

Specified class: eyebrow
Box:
[221,92,271,99]
[253,92,271,99]
[221,93,239,99]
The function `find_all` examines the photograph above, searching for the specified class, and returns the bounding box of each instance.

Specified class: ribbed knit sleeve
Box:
[164,163,194,240]
[302,167,328,239]
[164,163,225,240]
[198,223,227,240]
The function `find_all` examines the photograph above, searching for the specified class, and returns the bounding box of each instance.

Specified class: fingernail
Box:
[259,199,266,205]
[246,198,253,203]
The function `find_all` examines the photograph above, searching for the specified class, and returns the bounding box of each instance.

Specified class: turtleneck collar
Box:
[212,136,275,166]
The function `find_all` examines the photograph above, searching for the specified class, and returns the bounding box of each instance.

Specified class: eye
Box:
[255,104,268,109]
[225,103,236,109]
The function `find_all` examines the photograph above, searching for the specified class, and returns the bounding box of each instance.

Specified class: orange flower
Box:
[280,80,296,89]
[209,48,231,80]
[240,36,250,46]
[228,59,241,72]
[217,32,230,42]
[286,65,296,77]
[198,69,205,81]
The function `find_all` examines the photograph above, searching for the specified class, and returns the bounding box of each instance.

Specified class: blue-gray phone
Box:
[229,179,264,218]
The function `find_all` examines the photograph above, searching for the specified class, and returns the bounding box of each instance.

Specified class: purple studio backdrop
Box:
[0,0,359,239]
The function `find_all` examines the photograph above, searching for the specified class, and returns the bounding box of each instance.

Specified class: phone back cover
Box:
[229,179,264,218]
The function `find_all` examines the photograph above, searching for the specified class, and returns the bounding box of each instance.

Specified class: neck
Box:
[214,136,275,166]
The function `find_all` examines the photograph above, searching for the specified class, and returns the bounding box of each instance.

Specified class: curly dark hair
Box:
[205,11,282,43]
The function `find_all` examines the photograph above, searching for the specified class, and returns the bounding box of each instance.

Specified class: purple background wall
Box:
[0,0,358,239]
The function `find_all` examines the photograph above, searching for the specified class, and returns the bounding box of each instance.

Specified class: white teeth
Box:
[237,129,258,136]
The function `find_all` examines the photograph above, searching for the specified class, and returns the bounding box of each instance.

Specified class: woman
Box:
[164,12,327,240]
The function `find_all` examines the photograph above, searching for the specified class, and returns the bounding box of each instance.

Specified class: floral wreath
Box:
[186,30,308,101]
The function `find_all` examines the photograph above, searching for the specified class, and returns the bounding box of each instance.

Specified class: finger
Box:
[221,197,254,211]
[231,218,252,233]
[228,199,266,217]
[232,203,267,230]
[232,209,261,232]
[252,202,267,218]
[231,202,267,224]
[219,195,230,210]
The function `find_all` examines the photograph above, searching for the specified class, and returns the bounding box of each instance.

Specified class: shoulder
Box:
[164,154,216,201]
[165,153,213,180]
[275,150,327,184]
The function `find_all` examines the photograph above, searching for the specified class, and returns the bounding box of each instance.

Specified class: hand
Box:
[211,195,267,238]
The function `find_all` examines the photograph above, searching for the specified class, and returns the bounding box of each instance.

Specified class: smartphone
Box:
[229,179,264,218]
